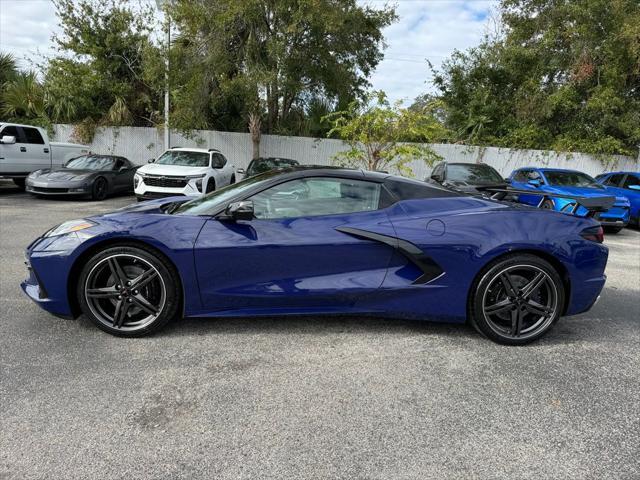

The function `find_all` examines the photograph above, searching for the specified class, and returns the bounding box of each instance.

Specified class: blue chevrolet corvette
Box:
[509,167,631,232]
[22,167,609,345]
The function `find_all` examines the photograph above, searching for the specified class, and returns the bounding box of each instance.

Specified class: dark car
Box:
[237,157,299,179]
[25,154,138,200]
[23,167,609,345]
[427,162,507,193]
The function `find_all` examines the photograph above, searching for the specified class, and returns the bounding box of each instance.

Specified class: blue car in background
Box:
[509,167,631,233]
[595,171,640,227]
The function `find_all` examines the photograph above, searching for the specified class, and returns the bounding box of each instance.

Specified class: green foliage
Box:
[324,91,446,176]
[168,0,396,135]
[431,0,640,156]
[45,0,161,127]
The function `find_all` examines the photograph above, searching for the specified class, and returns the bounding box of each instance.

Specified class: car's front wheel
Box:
[91,177,108,200]
[469,254,565,345]
[77,245,181,336]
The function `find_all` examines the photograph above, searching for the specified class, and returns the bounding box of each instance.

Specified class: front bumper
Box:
[26,185,89,195]
[134,175,204,199]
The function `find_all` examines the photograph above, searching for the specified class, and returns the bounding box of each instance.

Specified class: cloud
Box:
[363,0,497,104]
[0,0,59,70]
[0,0,496,103]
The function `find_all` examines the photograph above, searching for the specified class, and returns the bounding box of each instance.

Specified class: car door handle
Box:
[20,147,27,152]
[43,148,49,153]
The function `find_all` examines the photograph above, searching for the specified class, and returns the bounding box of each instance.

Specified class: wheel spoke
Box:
[131,293,158,316]
[510,308,524,337]
[86,286,119,298]
[485,298,514,315]
[113,299,131,328]
[500,273,518,297]
[524,299,553,317]
[108,257,128,285]
[520,272,546,299]
[130,268,158,290]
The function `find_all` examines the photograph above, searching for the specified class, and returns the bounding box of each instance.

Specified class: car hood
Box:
[137,164,209,177]
[545,186,629,205]
[29,169,99,181]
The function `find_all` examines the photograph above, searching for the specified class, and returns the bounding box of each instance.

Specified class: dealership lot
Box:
[1,180,639,479]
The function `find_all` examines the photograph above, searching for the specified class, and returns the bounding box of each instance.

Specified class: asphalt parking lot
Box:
[1,179,639,480]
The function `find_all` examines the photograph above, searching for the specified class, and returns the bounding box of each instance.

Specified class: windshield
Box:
[544,171,602,188]
[447,164,503,184]
[247,158,298,176]
[155,150,210,167]
[65,155,115,170]
[173,170,285,215]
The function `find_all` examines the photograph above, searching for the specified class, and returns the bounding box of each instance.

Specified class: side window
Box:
[212,153,227,168]
[513,170,529,182]
[250,177,382,219]
[22,127,45,144]
[113,158,125,170]
[605,174,624,186]
[528,170,542,181]
[622,174,640,189]
[0,126,22,142]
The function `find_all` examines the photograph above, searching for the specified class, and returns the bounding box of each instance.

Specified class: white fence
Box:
[53,124,639,179]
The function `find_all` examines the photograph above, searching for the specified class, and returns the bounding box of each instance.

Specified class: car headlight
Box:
[44,219,97,237]
[186,174,206,180]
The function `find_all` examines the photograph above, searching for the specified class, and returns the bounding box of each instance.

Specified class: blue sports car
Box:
[22,167,609,345]
[595,171,640,227]
[509,167,631,233]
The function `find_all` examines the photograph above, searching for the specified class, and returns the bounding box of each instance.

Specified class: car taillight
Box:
[580,225,604,243]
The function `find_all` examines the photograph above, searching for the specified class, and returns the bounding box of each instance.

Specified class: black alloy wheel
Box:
[92,177,108,200]
[205,178,216,193]
[469,254,564,345]
[77,245,181,336]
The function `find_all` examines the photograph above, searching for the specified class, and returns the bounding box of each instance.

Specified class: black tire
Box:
[603,226,623,234]
[77,244,181,337]
[229,175,236,185]
[205,178,216,193]
[540,199,554,210]
[91,177,108,200]
[468,254,565,345]
[12,178,26,190]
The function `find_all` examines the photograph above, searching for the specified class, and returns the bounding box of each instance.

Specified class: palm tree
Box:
[0,52,18,86]
[1,71,45,119]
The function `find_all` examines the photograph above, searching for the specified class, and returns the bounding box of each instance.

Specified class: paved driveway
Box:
[1,181,638,479]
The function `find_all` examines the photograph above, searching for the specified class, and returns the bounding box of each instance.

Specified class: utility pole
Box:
[156,0,170,150]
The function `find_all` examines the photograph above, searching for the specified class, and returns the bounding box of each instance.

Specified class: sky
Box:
[0,0,497,105]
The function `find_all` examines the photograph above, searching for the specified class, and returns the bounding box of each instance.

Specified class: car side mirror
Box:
[119,166,128,172]
[628,185,640,191]
[0,135,16,144]
[430,173,443,183]
[148,158,155,163]
[224,200,254,221]
[527,179,542,187]
[236,168,246,175]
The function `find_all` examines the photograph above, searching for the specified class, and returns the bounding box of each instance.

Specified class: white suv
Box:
[134,148,235,201]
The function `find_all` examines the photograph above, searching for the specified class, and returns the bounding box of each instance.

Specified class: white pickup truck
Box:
[0,123,90,189]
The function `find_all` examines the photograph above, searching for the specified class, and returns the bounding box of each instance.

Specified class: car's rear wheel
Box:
[91,177,108,200]
[604,226,623,234]
[12,178,26,190]
[77,245,181,337]
[230,175,236,185]
[469,254,565,345]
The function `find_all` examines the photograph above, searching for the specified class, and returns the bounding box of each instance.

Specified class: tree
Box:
[324,91,447,176]
[44,0,161,133]
[431,0,640,156]
[168,0,396,138]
